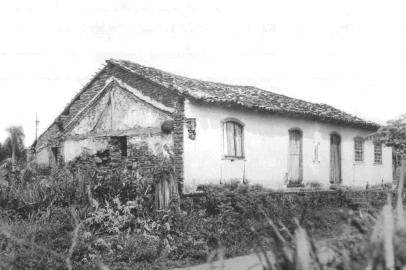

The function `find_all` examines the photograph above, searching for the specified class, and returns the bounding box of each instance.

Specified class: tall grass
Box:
[252,188,406,270]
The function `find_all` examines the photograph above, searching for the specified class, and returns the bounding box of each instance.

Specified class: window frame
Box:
[222,118,245,159]
[374,142,383,165]
[354,136,364,163]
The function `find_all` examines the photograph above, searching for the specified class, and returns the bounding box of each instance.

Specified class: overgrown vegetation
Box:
[0,160,399,270]
[1,114,406,269]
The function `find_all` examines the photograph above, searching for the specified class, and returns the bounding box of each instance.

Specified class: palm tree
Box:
[4,126,25,171]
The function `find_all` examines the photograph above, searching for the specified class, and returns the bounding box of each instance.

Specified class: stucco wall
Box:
[70,83,171,136]
[36,147,50,165]
[60,78,175,163]
[183,100,392,191]
[62,133,173,163]
[35,63,179,154]
[63,138,109,162]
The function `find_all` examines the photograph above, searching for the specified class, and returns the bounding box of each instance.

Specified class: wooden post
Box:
[155,169,180,211]
[396,159,406,227]
[383,199,395,270]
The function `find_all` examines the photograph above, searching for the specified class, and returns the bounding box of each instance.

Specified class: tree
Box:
[0,143,4,161]
[0,141,11,163]
[373,114,406,187]
[4,126,25,171]
[375,115,406,159]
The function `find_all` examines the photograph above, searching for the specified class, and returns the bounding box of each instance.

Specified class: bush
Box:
[120,234,161,263]
[0,213,74,270]
[85,197,137,235]
[175,183,355,259]
[3,160,395,270]
[196,183,346,230]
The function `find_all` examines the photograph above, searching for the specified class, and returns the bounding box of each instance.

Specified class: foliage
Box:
[375,114,406,160]
[0,160,402,270]
[0,209,74,270]
[87,168,155,211]
[3,126,26,165]
[85,197,137,235]
[196,183,346,232]
[118,234,161,263]
[250,191,406,270]
[0,142,11,162]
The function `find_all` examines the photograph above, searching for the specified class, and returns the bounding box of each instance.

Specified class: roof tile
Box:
[108,59,379,130]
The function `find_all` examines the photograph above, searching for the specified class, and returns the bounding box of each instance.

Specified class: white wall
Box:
[61,81,174,163]
[71,84,171,135]
[63,138,109,162]
[183,100,392,191]
[36,147,50,165]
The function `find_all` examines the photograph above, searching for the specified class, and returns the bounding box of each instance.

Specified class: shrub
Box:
[120,234,161,264]
[85,197,137,235]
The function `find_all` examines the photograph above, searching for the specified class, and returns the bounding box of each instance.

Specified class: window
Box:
[374,143,382,164]
[354,137,364,162]
[223,120,244,158]
[110,136,128,157]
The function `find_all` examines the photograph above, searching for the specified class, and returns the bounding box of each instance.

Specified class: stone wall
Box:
[266,188,397,208]
[185,187,400,210]
[68,133,174,181]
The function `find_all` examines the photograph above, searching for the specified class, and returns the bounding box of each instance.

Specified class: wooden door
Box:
[330,133,341,183]
[288,129,303,184]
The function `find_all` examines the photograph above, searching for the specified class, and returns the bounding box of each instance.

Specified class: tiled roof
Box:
[107,59,380,130]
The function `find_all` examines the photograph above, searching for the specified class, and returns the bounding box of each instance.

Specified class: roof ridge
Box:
[107,58,267,90]
[107,59,380,130]
[107,59,329,108]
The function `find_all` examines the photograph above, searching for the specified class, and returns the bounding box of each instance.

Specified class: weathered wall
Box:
[183,100,393,191]
[66,133,174,185]
[35,63,181,168]
[35,63,180,152]
[36,148,50,165]
[70,84,172,136]
[63,138,109,162]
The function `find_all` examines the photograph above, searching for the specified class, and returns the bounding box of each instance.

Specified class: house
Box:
[34,59,393,192]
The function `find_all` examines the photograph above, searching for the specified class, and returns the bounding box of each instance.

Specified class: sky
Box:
[0,0,406,146]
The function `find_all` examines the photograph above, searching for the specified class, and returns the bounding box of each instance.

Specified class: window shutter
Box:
[226,122,235,156]
[223,120,244,158]
[235,124,243,157]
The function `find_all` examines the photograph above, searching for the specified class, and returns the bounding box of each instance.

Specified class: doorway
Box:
[330,133,341,184]
[288,129,303,184]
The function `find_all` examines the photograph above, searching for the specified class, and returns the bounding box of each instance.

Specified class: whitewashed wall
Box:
[71,84,171,135]
[36,148,50,165]
[36,82,174,165]
[183,100,392,191]
[61,83,173,163]
[63,138,109,162]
